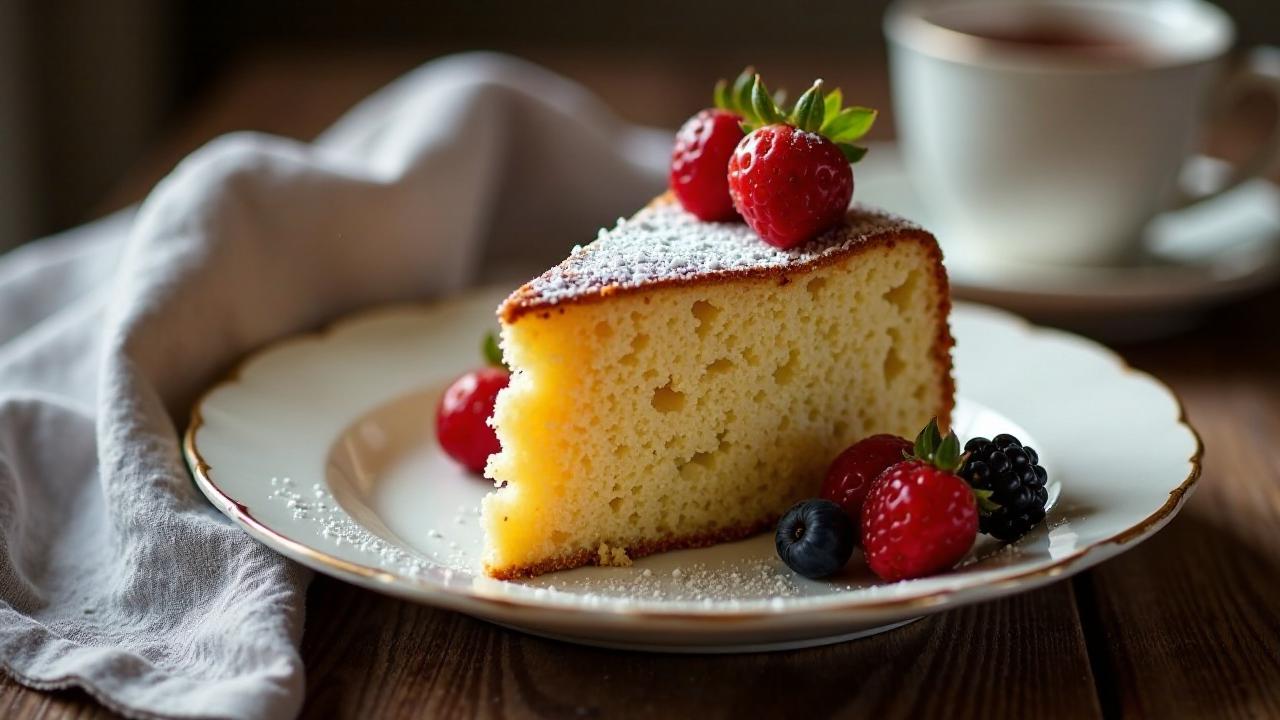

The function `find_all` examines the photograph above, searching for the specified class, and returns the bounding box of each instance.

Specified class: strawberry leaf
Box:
[483,331,508,370]
[709,69,874,161]
[936,431,962,472]
[751,75,784,126]
[823,88,843,125]
[838,143,868,163]
[974,489,1003,513]
[910,418,965,473]
[914,420,938,461]
[790,81,825,133]
[806,84,827,131]
[822,107,877,143]
[713,79,731,111]
[732,67,755,117]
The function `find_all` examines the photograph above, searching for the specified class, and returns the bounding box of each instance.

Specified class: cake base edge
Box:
[482,515,779,581]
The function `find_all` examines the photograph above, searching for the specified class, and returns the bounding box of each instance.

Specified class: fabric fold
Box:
[0,52,667,719]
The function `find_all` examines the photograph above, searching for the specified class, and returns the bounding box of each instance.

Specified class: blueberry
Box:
[775,499,854,579]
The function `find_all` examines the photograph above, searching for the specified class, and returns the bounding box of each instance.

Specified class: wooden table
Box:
[4,50,1278,719]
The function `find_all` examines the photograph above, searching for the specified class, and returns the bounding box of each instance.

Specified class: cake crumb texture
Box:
[597,544,632,567]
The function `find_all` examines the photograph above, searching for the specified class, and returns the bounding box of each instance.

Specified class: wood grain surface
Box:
[3,49,1278,719]
[295,577,1099,720]
[1092,299,1280,720]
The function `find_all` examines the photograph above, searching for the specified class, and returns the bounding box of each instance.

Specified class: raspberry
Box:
[820,434,912,535]
[669,109,743,221]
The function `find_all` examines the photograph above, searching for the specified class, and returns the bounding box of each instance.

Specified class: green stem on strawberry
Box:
[482,331,509,371]
[973,488,1002,514]
[751,77,786,126]
[719,68,879,248]
[720,72,876,164]
[715,68,786,116]
[713,67,755,116]
[791,80,826,134]
[911,417,963,472]
[912,418,1004,513]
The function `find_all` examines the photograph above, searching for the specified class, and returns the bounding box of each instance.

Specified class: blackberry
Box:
[959,433,1049,542]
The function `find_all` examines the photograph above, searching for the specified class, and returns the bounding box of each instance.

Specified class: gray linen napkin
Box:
[0,53,667,719]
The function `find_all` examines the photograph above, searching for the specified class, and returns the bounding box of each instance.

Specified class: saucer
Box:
[856,143,1280,341]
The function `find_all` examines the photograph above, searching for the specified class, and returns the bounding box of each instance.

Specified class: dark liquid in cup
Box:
[942,14,1152,61]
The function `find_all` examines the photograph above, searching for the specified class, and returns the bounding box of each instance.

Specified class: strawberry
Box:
[435,333,510,474]
[670,108,744,221]
[669,68,760,221]
[861,419,981,581]
[726,75,876,249]
[436,367,507,473]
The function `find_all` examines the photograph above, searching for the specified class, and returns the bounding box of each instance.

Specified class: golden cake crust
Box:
[500,193,939,324]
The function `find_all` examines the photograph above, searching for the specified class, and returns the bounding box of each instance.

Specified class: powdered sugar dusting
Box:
[512,200,919,310]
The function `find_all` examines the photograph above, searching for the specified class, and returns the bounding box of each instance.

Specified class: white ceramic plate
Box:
[856,143,1280,341]
[185,287,1201,652]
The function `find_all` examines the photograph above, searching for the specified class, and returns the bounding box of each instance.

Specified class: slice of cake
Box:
[480,194,953,579]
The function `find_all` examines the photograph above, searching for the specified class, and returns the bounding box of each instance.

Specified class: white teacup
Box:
[885,0,1280,265]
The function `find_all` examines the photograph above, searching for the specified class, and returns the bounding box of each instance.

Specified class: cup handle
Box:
[1175,46,1280,209]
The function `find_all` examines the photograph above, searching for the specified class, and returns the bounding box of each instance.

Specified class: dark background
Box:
[3,0,1279,250]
